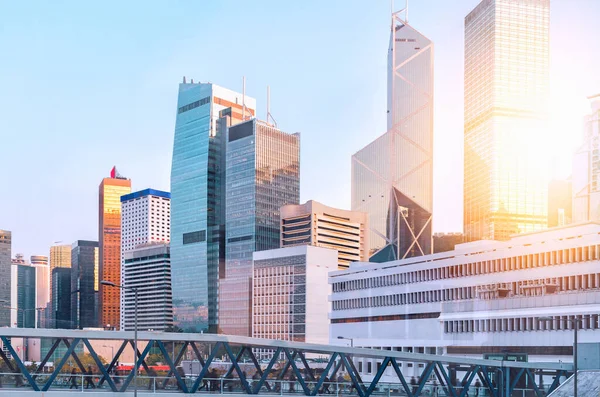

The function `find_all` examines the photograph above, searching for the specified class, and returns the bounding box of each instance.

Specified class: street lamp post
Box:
[337,336,354,348]
[539,316,580,397]
[103,345,115,360]
[101,280,138,397]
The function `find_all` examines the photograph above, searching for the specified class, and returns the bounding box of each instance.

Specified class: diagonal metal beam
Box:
[253,347,281,394]
[458,366,480,397]
[190,341,221,393]
[548,370,564,394]
[0,336,40,391]
[161,341,189,389]
[509,368,525,396]
[433,362,457,397]
[389,358,413,397]
[32,338,61,380]
[189,342,206,366]
[310,353,338,396]
[128,340,153,378]
[414,362,435,397]
[345,353,366,392]
[284,348,310,396]
[119,340,153,393]
[98,340,128,387]
[297,350,316,382]
[278,350,298,379]
[156,340,188,393]
[223,345,247,378]
[245,346,272,392]
[223,342,251,394]
[365,357,391,397]
[525,368,543,397]
[63,339,86,375]
[340,353,365,397]
[41,337,81,391]
[478,367,498,397]
[0,343,16,372]
[82,338,117,392]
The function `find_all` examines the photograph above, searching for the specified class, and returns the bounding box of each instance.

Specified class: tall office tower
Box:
[49,244,71,289]
[352,7,433,263]
[573,94,600,223]
[280,200,369,269]
[433,232,465,254]
[16,261,36,328]
[30,255,49,313]
[220,118,300,336]
[120,189,171,330]
[51,267,72,329]
[464,0,550,241]
[548,179,572,228]
[0,230,11,327]
[170,80,256,332]
[122,243,173,331]
[99,167,131,330]
[10,253,24,326]
[70,240,99,329]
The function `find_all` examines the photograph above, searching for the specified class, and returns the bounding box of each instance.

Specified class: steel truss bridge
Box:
[0,328,572,396]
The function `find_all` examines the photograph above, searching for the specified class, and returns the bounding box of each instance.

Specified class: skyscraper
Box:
[16,261,36,328]
[352,6,433,262]
[98,167,131,329]
[548,179,572,228]
[573,94,600,223]
[51,267,72,329]
[220,118,300,336]
[120,189,172,331]
[464,0,550,241]
[170,80,256,332]
[71,240,99,329]
[122,243,173,331]
[0,230,11,327]
[50,244,71,289]
[30,255,49,313]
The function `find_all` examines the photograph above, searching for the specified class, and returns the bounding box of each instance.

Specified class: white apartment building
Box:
[252,245,337,351]
[120,189,172,330]
[281,201,369,269]
[330,223,600,380]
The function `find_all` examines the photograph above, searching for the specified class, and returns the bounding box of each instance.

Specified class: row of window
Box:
[333,243,600,293]
[333,272,600,310]
[445,314,600,334]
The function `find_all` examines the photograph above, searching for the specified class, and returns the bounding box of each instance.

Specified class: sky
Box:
[1,0,599,258]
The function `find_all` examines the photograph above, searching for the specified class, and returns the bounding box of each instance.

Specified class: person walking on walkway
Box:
[85,366,96,389]
[69,369,78,389]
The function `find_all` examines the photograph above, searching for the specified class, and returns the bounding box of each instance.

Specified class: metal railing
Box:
[0,328,573,396]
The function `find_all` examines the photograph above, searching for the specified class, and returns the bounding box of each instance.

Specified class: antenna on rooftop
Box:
[266,85,278,128]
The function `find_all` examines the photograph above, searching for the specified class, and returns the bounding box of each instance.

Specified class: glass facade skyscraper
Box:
[219,119,300,336]
[352,9,433,262]
[170,81,255,332]
[98,168,131,329]
[17,262,36,328]
[71,240,99,329]
[464,0,550,241]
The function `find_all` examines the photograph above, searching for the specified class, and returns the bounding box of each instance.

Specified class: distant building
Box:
[548,179,572,228]
[352,6,433,263]
[170,80,256,333]
[573,94,600,223]
[280,201,369,269]
[71,240,99,329]
[16,261,36,328]
[252,245,336,348]
[0,230,11,327]
[122,243,173,331]
[98,166,131,330]
[220,118,300,336]
[50,244,71,288]
[51,267,72,329]
[30,255,49,314]
[433,233,464,254]
[464,0,550,241]
[120,188,171,330]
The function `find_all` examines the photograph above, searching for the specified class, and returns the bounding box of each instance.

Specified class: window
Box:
[183,230,206,244]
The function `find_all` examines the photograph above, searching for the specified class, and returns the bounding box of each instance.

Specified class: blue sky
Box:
[1,0,599,257]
